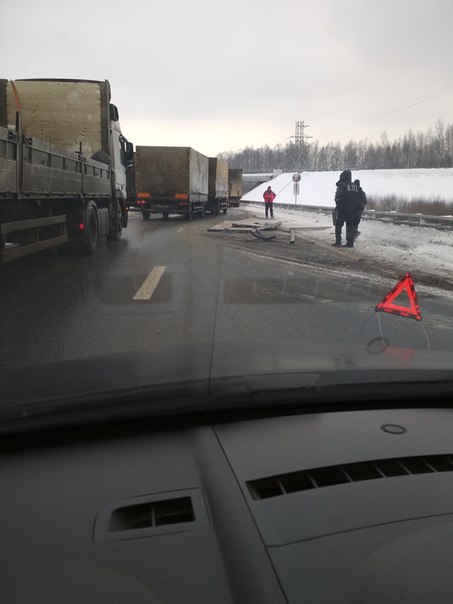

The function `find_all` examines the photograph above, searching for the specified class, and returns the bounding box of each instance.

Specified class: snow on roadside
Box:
[241,203,453,284]
[242,169,453,207]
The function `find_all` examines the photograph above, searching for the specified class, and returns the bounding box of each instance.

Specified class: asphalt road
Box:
[1,208,453,377]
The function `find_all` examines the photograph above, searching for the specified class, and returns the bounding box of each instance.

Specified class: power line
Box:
[364,83,453,124]
[357,107,453,141]
[316,82,453,131]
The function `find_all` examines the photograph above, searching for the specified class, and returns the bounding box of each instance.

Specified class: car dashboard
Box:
[1,405,453,603]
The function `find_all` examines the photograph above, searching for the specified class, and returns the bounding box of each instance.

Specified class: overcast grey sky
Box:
[3,0,453,156]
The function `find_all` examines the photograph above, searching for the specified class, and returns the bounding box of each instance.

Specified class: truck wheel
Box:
[142,211,151,221]
[84,206,98,255]
[200,205,206,218]
[162,212,169,219]
[222,208,227,214]
[185,206,193,221]
[212,201,220,215]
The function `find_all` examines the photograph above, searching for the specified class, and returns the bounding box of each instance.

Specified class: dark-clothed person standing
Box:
[263,186,276,218]
[353,179,367,241]
[333,170,363,248]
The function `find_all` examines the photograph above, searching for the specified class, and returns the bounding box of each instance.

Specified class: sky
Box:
[3,0,453,157]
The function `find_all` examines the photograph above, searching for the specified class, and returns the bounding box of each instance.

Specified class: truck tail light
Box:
[78,223,85,232]
[175,194,188,200]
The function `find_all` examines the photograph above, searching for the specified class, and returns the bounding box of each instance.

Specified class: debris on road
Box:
[251,228,276,241]
[208,218,281,234]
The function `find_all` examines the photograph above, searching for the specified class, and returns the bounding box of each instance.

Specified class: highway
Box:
[2,208,453,378]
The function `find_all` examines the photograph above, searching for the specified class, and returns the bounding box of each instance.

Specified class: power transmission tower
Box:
[291,121,313,169]
[294,121,312,145]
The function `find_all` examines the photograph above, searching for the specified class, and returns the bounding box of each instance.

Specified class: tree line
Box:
[219,119,453,173]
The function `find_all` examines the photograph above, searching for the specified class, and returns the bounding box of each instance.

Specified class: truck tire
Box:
[200,205,206,218]
[84,205,98,255]
[212,201,220,215]
[162,212,169,219]
[142,211,151,221]
[222,208,227,214]
[185,205,193,221]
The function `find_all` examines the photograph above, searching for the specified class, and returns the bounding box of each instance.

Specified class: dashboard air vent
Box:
[247,454,453,500]
[109,496,194,532]
[94,489,208,543]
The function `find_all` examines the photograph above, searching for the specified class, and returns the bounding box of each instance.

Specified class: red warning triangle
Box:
[375,273,422,321]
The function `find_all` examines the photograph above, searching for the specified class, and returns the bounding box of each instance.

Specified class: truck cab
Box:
[110,106,134,227]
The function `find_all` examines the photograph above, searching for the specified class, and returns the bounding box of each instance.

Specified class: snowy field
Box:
[241,203,453,289]
[242,168,453,208]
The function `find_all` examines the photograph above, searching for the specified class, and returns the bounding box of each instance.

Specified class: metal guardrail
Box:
[362,210,453,230]
[239,200,453,230]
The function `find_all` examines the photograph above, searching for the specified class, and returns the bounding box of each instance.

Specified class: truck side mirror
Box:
[125,142,134,169]
[109,103,120,122]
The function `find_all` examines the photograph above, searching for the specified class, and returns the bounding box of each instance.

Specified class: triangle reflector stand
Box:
[375,273,422,321]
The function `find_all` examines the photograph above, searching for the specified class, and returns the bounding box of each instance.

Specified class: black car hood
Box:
[1,340,453,431]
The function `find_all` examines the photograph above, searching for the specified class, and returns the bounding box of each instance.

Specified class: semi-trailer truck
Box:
[130,146,209,221]
[0,78,133,262]
[228,168,243,207]
[207,157,229,215]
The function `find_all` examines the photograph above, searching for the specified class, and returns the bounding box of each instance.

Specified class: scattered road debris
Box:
[251,228,276,241]
[208,218,281,236]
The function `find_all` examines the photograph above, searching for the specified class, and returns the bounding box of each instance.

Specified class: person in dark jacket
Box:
[353,179,367,241]
[263,186,276,218]
[333,170,363,248]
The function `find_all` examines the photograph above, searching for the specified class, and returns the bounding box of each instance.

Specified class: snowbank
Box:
[242,168,453,207]
[242,203,453,286]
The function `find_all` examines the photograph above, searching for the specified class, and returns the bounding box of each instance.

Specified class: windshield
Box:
[2,0,453,420]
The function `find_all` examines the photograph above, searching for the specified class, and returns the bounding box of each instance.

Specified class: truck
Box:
[0,78,133,262]
[130,146,209,221]
[228,168,243,207]
[207,157,229,214]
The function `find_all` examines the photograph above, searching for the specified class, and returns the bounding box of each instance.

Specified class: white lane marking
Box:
[133,266,166,300]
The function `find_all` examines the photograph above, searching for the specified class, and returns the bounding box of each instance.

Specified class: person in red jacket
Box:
[263,186,276,218]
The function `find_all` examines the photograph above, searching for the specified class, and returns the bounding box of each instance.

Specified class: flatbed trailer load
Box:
[0,78,133,262]
[130,146,209,221]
